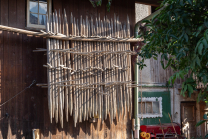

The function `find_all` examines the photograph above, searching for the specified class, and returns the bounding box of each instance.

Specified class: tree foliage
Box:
[138,0,208,100]
[89,0,112,12]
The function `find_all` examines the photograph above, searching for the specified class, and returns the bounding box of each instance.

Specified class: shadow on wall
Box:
[0,31,132,139]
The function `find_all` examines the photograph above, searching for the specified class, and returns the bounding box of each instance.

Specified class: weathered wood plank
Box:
[9,0,17,138]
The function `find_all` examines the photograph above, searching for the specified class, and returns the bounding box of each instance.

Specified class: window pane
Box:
[153,102,160,114]
[39,15,46,25]
[138,102,145,114]
[39,3,47,14]
[146,102,152,114]
[40,0,47,2]
[30,1,38,13]
[30,13,38,24]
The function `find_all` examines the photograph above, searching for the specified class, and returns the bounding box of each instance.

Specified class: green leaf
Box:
[195,40,202,52]
[196,56,201,67]
[187,84,193,93]
[202,39,208,49]
[142,20,151,24]
[203,114,207,119]
[187,0,192,5]
[203,76,207,84]
[184,33,188,42]
[196,26,203,37]
[205,31,208,41]
[190,58,196,69]
[198,43,203,55]
[164,59,172,69]
[188,91,191,97]
[184,84,188,92]
[170,35,178,40]
[161,61,164,69]
[196,120,206,127]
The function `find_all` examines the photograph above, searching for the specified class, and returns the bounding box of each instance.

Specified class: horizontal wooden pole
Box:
[0,25,142,42]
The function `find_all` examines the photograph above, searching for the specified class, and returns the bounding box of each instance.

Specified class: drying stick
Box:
[63,10,69,121]
[94,19,98,116]
[159,119,165,139]
[106,16,110,118]
[108,19,113,124]
[91,18,95,118]
[99,17,103,123]
[62,14,68,120]
[123,24,127,119]
[71,12,75,123]
[53,12,59,124]
[101,20,104,124]
[80,17,84,122]
[97,15,101,119]
[58,10,63,128]
[168,113,178,139]
[83,19,86,121]
[127,15,132,119]
[128,42,132,119]
[114,14,119,121]
[50,13,55,119]
[121,24,126,120]
[103,17,107,120]
[116,15,121,121]
[124,25,129,115]
[93,25,97,116]
[73,17,78,127]
[65,11,73,117]
[59,11,64,110]
[113,15,117,119]
[46,14,52,123]
[100,15,103,120]
[82,17,88,121]
[128,49,132,119]
[77,18,82,123]
[111,18,116,120]
[89,18,92,118]
[86,17,89,121]
[119,22,124,119]
[55,10,63,128]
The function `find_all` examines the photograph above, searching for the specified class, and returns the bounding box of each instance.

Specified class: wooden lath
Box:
[45,9,135,128]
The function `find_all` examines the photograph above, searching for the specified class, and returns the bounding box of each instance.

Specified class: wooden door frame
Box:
[180,101,196,138]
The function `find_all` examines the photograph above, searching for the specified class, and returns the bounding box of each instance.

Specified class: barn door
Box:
[181,102,196,139]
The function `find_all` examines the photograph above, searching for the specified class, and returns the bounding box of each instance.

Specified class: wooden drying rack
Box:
[0,9,141,128]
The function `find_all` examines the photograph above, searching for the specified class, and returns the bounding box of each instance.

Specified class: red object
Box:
[140,123,182,139]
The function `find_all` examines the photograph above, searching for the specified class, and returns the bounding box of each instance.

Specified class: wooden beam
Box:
[0,24,142,42]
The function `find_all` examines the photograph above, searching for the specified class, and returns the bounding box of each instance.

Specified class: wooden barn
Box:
[0,0,161,138]
[5,0,203,139]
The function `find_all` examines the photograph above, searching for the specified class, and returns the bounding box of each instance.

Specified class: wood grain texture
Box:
[0,0,136,138]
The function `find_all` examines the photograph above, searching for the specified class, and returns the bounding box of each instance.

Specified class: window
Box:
[138,97,162,118]
[27,0,51,29]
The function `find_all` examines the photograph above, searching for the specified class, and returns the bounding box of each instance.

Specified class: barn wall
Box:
[135,4,182,85]
[0,0,135,138]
